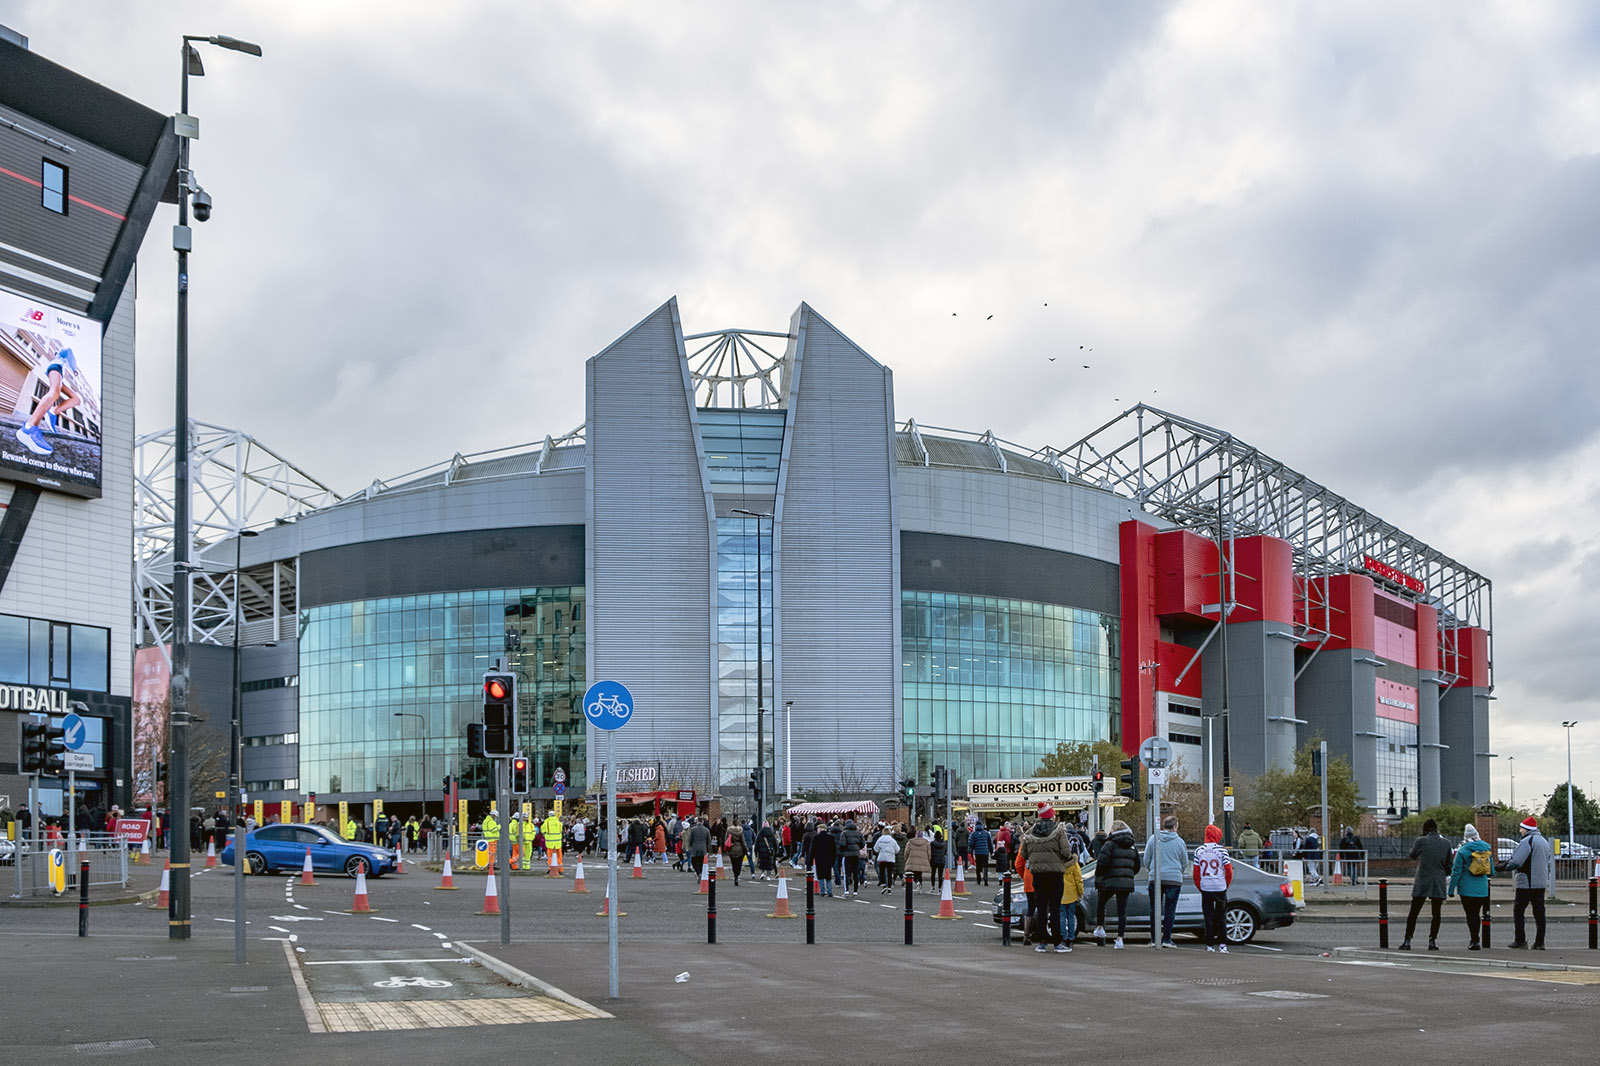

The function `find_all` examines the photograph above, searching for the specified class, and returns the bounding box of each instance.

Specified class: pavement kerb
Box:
[0,886,159,908]
[455,940,615,1019]
[1331,945,1600,974]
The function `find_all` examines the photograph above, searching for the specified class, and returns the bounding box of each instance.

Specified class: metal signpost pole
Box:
[606,729,618,999]
[498,755,511,945]
[1320,740,1329,889]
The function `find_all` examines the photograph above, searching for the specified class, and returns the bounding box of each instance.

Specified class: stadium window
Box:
[42,160,67,214]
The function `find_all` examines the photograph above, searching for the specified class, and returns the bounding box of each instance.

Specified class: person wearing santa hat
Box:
[1021,802,1075,953]
[1502,815,1553,949]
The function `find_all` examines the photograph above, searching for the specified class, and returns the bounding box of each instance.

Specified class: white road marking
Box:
[269,915,324,922]
[292,904,309,911]
[411,924,431,931]
[323,910,347,916]
[1243,943,1284,952]
[302,957,472,966]
[432,932,448,939]
[269,926,291,934]
[369,916,399,922]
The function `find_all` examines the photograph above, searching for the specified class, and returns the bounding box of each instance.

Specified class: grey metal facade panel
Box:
[1438,686,1489,806]
[1416,677,1442,809]
[1294,647,1380,806]
[585,299,716,776]
[897,466,1140,565]
[900,531,1119,614]
[1194,620,1299,781]
[299,525,584,607]
[775,305,899,786]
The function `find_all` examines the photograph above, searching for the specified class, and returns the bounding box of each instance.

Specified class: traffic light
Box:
[931,764,946,800]
[1091,769,1104,793]
[1118,756,1141,802]
[19,718,65,776]
[511,756,530,794]
[482,671,516,757]
[747,770,760,798]
[466,722,487,759]
[902,777,916,800]
[442,774,453,800]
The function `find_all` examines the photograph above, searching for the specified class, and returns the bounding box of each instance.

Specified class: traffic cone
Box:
[138,838,150,865]
[395,852,407,875]
[931,877,961,919]
[204,840,218,868]
[300,848,317,886]
[952,861,969,896]
[435,856,459,890]
[478,873,501,916]
[157,860,170,907]
[596,882,626,917]
[570,860,589,893]
[631,852,645,879]
[1332,860,1343,885]
[347,869,375,913]
[767,876,797,918]
[698,858,711,894]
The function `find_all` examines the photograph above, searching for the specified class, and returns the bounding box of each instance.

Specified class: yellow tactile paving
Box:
[318,995,599,1032]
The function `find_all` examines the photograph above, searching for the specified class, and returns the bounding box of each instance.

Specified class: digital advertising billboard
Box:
[0,288,104,498]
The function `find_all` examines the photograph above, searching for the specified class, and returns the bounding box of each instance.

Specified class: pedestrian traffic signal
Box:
[511,756,531,794]
[19,718,65,775]
[902,777,916,800]
[1091,769,1104,793]
[1118,756,1141,802]
[466,722,487,759]
[482,671,516,757]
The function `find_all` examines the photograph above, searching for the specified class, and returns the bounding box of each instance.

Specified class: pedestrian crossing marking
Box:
[316,995,600,1031]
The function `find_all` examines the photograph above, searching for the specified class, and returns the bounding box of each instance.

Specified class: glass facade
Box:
[299,587,585,797]
[902,591,1119,783]
[716,514,769,790]
[1375,715,1418,814]
[0,612,109,692]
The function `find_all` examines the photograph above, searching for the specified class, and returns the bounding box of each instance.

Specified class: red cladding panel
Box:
[1119,521,1160,755]
[1414,603,1439,674]
[1226,536,1295,625]
[1298,574,1375,651]
[1445,627,1490,688]
[1154,529,1219,622]
[1156,640,1202,700]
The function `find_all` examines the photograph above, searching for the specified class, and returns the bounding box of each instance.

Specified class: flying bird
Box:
[1082,364,1090,369]
[986,314,993,320]
[1048,357,1056,362]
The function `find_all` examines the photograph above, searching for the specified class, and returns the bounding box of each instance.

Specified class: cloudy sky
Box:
[12,1,1598,808]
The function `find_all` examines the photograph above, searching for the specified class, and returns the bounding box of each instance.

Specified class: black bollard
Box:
[1589,878,1597,950]
[1482,877,1492,949]
[707,864,717,944]
[904,872,914,946]
[806,865,815,945]
[77,857,88,934]
[1001,869,1012,947]
[1378,878,1389,948]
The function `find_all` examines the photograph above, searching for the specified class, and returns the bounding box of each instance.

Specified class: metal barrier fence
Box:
[8,833,128,899]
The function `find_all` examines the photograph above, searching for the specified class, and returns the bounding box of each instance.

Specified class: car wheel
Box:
[246,852,268,876]
[344,855,370,878]
[1224,902,1259,944]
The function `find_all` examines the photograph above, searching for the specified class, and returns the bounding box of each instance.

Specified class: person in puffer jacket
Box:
[1094,820,1141,948]
[1192,824,1233,951]
[1020,803,1075,952]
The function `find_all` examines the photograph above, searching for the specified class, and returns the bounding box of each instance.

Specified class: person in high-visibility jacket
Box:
[481,809,500,871]
[342,818,358,841]
[541,812,564,874]
[507,813,523,871]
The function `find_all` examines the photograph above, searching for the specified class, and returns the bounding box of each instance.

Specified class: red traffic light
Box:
[512,757,528,773]
[485,677,511,702]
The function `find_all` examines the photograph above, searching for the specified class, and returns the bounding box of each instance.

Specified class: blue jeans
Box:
[1149,882,1181,943]
[1058,899,1079,942]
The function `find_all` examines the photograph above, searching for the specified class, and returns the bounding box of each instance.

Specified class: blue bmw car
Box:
[219,823,396,878]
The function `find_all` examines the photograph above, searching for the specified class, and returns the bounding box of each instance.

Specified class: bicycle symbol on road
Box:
[585,693,631,725]
[373,976,453,989]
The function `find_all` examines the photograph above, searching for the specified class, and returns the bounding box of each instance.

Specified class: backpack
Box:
[1467,847,1491,877]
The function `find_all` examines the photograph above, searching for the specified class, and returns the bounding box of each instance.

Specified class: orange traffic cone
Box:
[931,876,960,919]
[767,876,797,918]
[300,847,317,886]
[158,859,170,907]
[204,840,218,868]
[347,869,375,913]
[631,852,645,879]
[596,882,626,917]
[395,852,407,875]
[435,856,459,890]
[1332,860,1343,885]
[952,860,969,897]
[698,858,711,894]
[570,860,589,893]
[810,864,820,894]
[138,838,151,865]
[478,874,501,916]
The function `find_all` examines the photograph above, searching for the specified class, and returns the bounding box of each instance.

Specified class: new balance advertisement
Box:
[0,288,104,498]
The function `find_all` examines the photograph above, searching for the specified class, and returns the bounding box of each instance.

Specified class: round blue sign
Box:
[583,680,634,732]
[60,712,87,752]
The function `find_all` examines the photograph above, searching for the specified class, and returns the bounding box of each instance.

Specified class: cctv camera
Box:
[191,189,213,222]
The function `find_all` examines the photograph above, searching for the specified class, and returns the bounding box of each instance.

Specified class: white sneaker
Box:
[1113,937,1124,949]
[1093,925,1105,940]
[1206,945,1216,952]
[1219,945,1229,954]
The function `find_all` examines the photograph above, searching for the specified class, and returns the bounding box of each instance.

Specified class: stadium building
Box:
[137,299,1493,822]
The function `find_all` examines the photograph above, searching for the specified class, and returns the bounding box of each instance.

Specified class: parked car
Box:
[991,855,1301,944]
[1496,837,1520,863]
[220,823,396,877]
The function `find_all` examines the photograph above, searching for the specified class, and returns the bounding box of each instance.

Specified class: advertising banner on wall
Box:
[0,288,104,498]
[132,646,171,807]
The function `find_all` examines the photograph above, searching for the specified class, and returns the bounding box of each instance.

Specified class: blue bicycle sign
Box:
[583,680,634,731]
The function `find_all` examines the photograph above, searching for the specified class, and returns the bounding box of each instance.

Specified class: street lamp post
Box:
[169,30,262,943]
[1562,722,1578,839]
[732,509,773,827]
[394,712,426,817]
[230,526,258,964]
